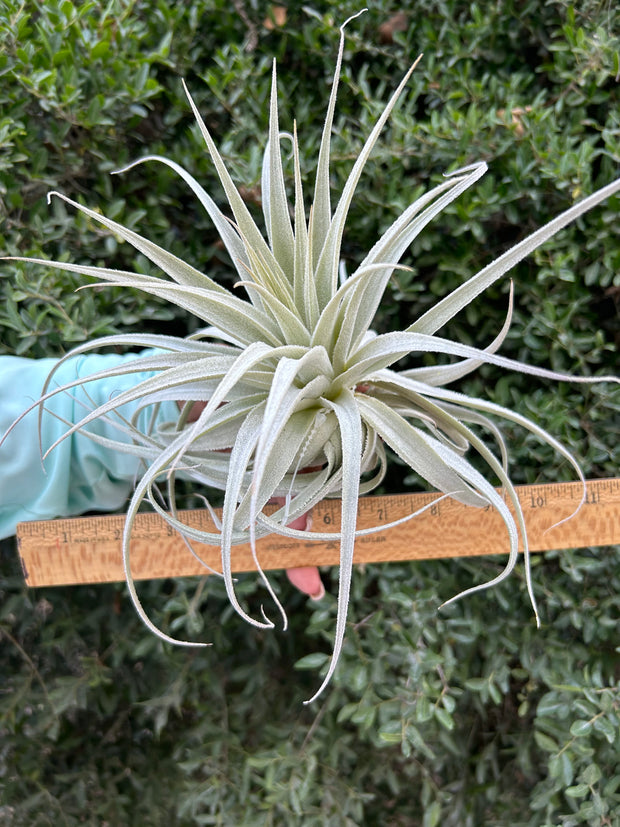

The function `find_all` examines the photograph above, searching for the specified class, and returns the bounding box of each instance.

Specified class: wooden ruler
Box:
[16,478,620,587]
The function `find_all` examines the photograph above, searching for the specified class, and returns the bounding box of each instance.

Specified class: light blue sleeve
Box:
[0,351,180,539]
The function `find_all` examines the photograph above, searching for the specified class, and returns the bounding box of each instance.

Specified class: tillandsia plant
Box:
[2,13,619,702]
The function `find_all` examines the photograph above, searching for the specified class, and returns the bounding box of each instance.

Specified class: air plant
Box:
[3,13,619,702]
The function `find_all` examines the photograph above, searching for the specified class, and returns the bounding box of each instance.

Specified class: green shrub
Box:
[1,1,618,824]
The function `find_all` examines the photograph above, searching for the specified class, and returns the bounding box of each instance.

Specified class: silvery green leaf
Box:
[410,176,620,335]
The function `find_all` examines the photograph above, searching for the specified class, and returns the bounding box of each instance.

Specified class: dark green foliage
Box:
[1,0,618,824]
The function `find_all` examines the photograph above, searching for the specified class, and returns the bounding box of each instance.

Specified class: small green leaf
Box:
[336,702,358,723]
[441,694,456,714]
[549,752,574,787]
[593,714,617,743]
[464,677,487,692]
[294,652,329,670]
[534,732,559,753]
[91,40,110,60]
[434,707,454,731]
[565,784,589,798]
[415,695,433,723]
[488,681,502,705]
[570,719,593,737]
[581,763,602,786]
[378,731,402,744]
[537,692,568,716]
[422,801,441,827]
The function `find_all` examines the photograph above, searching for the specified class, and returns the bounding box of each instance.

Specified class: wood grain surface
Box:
[16,478,620,587]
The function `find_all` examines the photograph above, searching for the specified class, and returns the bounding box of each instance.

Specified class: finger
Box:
[286,566,325,600]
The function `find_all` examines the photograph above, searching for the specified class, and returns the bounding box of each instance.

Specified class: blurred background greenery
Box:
[1,1,619,824]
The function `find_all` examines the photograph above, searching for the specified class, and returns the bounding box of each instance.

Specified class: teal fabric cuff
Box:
[0,351,180,539]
